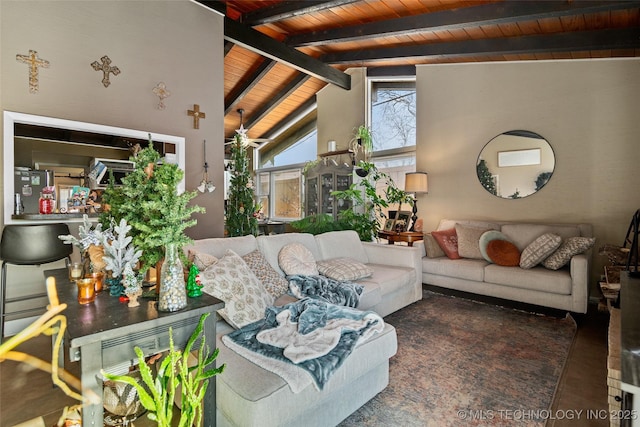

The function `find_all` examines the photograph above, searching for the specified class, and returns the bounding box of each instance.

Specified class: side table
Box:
[45,268,224,427]
[378,230,424,247]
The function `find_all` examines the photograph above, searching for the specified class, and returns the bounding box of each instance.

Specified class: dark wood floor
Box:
[0,301,611,427]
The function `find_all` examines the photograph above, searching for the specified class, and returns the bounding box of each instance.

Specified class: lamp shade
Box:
[405,172,428,193]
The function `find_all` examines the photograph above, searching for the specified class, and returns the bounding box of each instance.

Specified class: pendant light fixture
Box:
[197,139,215,193]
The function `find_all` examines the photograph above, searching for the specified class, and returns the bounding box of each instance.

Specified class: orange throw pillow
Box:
[486,240,520,266]
[431,228,460,259]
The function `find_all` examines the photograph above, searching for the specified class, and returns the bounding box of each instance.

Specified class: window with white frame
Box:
[255,118,316,221]
[368,77,417,216]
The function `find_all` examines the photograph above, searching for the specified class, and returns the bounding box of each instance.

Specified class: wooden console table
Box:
[45,268,224,427]
[378,230,424,247]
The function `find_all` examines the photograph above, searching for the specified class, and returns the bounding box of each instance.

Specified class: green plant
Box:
[331,161,408,241]
[100,136,204,272]
[226,130,259,237]
[291,213,347,235]
[350,125,373,161]
[102,313,224,427]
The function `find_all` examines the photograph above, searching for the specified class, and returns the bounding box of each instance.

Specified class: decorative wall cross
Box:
[188,104,206,129]
[91,55,121,87]
[152,82,171,110]
[16,50,50,94]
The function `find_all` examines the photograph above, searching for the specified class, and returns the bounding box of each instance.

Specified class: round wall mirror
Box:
[476,130,555,199]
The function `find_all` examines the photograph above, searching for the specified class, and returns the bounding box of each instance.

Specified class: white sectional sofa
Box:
[183,230,422,427]
[421,219,593,314]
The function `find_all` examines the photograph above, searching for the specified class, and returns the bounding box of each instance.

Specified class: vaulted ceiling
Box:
[196,0,640,143]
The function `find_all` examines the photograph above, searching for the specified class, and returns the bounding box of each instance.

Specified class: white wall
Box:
[416,59,640,295]
[317,67,366,154]
[1,0,225,239]
[0,0,225,333]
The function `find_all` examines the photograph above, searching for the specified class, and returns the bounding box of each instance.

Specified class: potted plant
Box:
[350,125,374,176]
[102,313,224,427]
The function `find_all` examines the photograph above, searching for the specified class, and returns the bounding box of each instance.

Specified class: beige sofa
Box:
[184,230,422,427]
[421,219,593,314]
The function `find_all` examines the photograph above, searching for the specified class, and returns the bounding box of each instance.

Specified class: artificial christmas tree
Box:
[100,136,204,273]
[226,126,258,237]
[476,159,497,196]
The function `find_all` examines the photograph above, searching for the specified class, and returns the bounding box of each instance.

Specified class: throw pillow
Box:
[479,230,512,263]
[486,240,521,266]
[431,228,460,259]
[242,250,289,300]
[187,249,219,271]
[542,237,596,270]
[278,242,318,276]
[424,233,446,258]
[519,233,562,269]
[200,249,273,329]
[455,224,489,259]
[317,257,373,281]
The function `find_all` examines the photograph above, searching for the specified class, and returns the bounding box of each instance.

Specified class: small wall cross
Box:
[188,104,206,129]
[16,50,50,94]
[91,55,121,87]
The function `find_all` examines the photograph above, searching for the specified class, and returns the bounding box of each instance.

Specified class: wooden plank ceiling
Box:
[198,0,640,143]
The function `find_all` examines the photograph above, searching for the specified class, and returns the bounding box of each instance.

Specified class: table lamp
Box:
[405,172,428,232]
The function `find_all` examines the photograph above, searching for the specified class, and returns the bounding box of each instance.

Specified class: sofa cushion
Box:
[242,250,289,299]
[431,228,460,259]
[201,249,273,329]
[257,233,320,276]
[278,243,318,276]
[421,257,487,282]
[542,237,596,270]
[500,224,581,252]
[357,264,415,298]
[423,234,445,258]
[455,224,490,259]
[183,234,258,259]
[484,264,572,295]
[479,230,512,263]
[187,249,219,271]
[437,219,501,232]
[215,323,397,426]
[519,233,562,269]
[317,257,373,281]
[486,240,520,266]
[314,230,368,264]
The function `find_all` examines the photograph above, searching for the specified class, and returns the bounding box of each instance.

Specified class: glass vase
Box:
[158,243,187,312]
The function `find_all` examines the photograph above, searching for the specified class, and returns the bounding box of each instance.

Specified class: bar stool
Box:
[0,223,72,339]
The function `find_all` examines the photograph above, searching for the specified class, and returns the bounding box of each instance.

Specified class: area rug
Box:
[339,291,577,427]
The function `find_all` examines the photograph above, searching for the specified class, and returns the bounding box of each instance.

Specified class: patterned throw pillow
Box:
[431,228,460,259]
[200,249,273,329]
[278,242,318,276]
[187,249,219,271]
[455,224,489,259]
[424,234,446,258]
[542,237,596,270]
[242,250,289,299]
[519,233,562,269]
[317,257,373,281]
[479,230,512,263]
[486,240,521,266]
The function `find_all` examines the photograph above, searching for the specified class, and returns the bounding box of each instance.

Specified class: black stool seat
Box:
[0,223,72,339]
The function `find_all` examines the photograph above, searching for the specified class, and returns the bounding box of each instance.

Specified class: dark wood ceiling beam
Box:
[225,59,277,115]
[244,74,311,131]
[322,27,640,64]
[288,1,640,47]
[242,0,360,25]
[224,16,350,90]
